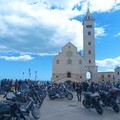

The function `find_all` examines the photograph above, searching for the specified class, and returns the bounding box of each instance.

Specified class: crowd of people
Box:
[74,80,120,102]
[0,79,48,95]
[0,78,120,101]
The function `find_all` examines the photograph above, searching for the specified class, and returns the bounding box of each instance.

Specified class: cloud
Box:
[95,27,106,37]
[0,55,34,61]
[90,0,120,12]
[0,0,120,55]
[96,56,120,71]
[114,32,120,37]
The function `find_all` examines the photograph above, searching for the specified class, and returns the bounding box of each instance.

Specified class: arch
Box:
[79,60,82,64]
[56,59,60,64]
[86,71,92,81]
[67,72,71,78]
[67,59,72,65]
[101,74,105,82]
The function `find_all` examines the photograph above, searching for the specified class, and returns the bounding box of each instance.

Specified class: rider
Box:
[75,82,83,102]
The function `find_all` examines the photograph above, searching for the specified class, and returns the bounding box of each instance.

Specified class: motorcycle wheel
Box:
[31,107,40,119]
[82,99,90,108]
[111,101,119,113]
[24,115,32,120]
[66,93,73,100]
[94,104,103,115]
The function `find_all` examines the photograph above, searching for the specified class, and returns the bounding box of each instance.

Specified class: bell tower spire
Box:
[83,9,95,66]
[83,9,98,82]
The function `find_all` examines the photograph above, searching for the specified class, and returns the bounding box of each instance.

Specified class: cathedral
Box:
[52,9,98,83]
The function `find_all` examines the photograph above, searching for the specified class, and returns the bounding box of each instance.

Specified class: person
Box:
[1,79,6,94]
[14,79,19,92]
[90,82,95,94]
[82,81,89,92]
[75,82,82,102]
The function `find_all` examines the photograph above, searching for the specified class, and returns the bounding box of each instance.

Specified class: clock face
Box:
[66,51,73,57]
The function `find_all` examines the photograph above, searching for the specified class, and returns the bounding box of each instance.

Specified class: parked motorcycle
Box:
[82,92,103,115]
[48,86,73,100]
[109,88,120,104]
[98,90,119,113]
[3,88,41,119]
[0,100,31,120]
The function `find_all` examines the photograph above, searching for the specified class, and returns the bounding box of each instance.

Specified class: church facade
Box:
[52,9,98,83]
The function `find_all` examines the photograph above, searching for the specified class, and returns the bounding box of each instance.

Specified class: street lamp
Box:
[35,71,37,81]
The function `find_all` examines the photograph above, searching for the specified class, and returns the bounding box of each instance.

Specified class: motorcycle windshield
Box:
[6,92,16,100]
[19,83,29,93]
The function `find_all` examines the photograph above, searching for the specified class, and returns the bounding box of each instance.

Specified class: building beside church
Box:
[97,68,120,83]
[115,67,120,82]
[52,9,98,83]
[98,72,115,83]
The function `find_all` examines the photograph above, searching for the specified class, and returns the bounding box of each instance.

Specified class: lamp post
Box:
[22,72,24,80]
[28,68,31,80]
[35,71,37,81]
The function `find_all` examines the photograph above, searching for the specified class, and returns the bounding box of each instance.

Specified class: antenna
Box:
[87,0,90,11]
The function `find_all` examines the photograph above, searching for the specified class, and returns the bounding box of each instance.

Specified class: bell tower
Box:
[83,9,98,81]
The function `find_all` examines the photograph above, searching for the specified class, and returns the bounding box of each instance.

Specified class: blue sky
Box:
[0,0,120,81]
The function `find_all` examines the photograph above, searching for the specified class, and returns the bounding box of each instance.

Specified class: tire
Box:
[66,93,73,100]
[82,99,90,108]
[24,115,32,120]
[94,104,103,115]
[31,107,40,119]
[111,101,119,113]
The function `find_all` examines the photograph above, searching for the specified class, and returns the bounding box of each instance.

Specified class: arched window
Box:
[101,74,104,81]
[89,60,91,64]
[108,74,111,78]
[88,42,91,45]
[79,60,82,64]
[101,74,104,78]
[88,31,91,35]
[56,59,60,64]
[67,59,72,65]
[88,50,91,54]
[67,72,71,78]
[86,71,92,81]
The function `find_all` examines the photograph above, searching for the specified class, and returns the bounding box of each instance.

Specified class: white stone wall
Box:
[52,42,86,82]
[83,11,95,67]
[98,72,115,82]
[83,10,98,82]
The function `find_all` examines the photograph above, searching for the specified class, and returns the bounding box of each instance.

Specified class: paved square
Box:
[1,93,120,120]
[40,94,120,120]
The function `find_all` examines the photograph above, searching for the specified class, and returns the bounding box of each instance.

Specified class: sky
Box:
[0,0,120,81]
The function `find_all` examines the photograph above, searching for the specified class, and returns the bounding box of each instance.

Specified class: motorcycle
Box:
[0,100,31,120]
[48,86,73,100]
[98,90,119,113]
[82,92,103,115]
[109,88,120,104]
[3,89,41,119]
[29,85,46,109]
